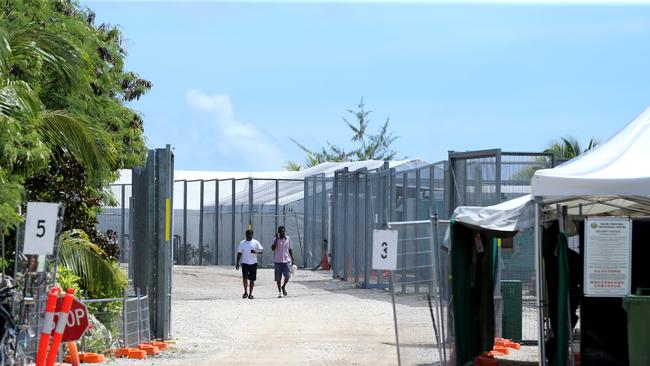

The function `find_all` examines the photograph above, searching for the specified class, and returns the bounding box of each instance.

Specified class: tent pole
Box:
[534,198,547,366]
[557,206,575,366]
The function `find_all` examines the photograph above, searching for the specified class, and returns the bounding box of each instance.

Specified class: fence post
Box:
[331,171,339,278]
[136,287,142,345]
[401,172,407,293]
[248,178,253,230]
[304,179,309,267]
[321,174,327,260]
[215,180,219,265]
[199,180,205,265]
[495,149,502,205]
[353,172,360,284]
[183,180,188,265]
[364,173,371,288]
[122,290,128,347]
[390,272,402,366]
[231,179,236,266]
[415,169,421,294]
[121,184,126,263]
[275,179,279,231]
[342,168,349,281]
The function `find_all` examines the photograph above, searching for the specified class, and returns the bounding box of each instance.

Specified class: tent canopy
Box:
[451,194,534,232]
[453,106,650,231]
[532,107,650,197]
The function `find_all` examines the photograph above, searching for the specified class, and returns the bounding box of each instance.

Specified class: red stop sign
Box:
[54,297,90,342]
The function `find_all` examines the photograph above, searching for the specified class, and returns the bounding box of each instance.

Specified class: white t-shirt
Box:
[237,239,264,265]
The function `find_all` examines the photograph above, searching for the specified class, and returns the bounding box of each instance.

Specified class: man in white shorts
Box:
[235,229,263,299]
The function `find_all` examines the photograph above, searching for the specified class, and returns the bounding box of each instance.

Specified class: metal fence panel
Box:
[202,180,217,265]
[390,220,448,366]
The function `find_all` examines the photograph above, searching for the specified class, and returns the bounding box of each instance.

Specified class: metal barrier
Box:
[80,293,151,352]
[388,218,448,366]
[330,161,443,289]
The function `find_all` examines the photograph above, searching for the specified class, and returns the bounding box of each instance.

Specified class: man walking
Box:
[272,226,295,298]
[235,229,263,299]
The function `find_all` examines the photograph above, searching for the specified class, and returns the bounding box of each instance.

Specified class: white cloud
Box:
[185,89,285,170]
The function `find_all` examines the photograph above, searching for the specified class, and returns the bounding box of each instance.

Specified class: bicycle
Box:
[0,277,25,366]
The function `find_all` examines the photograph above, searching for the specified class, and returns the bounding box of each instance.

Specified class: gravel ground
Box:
[105,266,539,366]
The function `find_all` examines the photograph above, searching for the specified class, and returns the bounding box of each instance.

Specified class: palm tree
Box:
[286,98,399,170]
[58,230,126,297]
[544,136,599,160]
[0,26,114,177]
[0,26,115,230]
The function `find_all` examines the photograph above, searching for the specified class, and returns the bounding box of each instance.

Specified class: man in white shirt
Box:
[235,229,263,299]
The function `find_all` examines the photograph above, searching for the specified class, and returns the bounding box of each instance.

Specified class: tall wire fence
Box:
[99,178,312,268]
[447,150,556,344]
[389,219,449,366]
[329,161,445,290]
[96,149,558,349]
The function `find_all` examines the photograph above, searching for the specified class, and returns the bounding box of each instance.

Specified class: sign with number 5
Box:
[24,202,59,255]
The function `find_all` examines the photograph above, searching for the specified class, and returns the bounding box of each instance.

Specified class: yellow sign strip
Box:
[165,198,171,241]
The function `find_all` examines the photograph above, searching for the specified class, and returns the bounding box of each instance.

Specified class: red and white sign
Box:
[53,298,90,342]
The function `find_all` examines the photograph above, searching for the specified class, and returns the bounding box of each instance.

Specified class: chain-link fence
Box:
[99,178,311,268]
[79,294,151,352]
[389,219,449,366]
[303,174,333,269]
[95,150,553,350]
[330,161,442,289]
[447,150,556,344]
[96,184,132,264]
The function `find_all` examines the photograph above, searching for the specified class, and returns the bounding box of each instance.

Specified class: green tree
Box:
[0,1,149,302]
[511,136,600,183]
[0,24,114,230]
[1,1,151,247]
[286,98,399,170]
[58,229,126,298]
[544,136,599,160]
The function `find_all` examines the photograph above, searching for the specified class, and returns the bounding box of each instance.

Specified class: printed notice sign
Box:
[584,217,631,297]
[372,229,398,271]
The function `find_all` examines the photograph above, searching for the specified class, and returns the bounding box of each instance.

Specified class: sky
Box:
[83,0,650,172]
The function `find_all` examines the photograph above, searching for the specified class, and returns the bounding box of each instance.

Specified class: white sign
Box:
[372,229,399,271]
[23,202,59,255]
[584,217,632,297]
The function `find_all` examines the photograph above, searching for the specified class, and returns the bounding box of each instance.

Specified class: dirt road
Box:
[110,266,402,365]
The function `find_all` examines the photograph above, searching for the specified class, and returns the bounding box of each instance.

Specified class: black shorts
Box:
[274,262,291,281]
[241,263,258,281]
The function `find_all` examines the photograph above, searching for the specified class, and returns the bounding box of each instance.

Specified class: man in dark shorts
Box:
[271,226,295,298]
[235,229,263,299]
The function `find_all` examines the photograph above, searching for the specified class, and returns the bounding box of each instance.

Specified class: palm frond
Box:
[37,110,116,175]
[7,27,90,88]
[58,229,126,297]
[284,160,301,171]
[0,80,42,118]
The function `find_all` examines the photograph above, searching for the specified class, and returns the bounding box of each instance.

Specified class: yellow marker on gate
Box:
[165,198,170,241]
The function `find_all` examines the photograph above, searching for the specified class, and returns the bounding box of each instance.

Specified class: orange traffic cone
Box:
[322,252,330,270]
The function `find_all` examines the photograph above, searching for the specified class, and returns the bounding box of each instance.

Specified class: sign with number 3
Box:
[372,229,398,271]
[24,202,59,255]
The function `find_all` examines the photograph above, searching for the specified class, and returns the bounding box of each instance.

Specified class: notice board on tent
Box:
[584,217,632,297]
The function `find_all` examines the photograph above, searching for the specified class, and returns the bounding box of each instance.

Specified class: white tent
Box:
[532,106,650,197]
[528,107,650,366]
[450,106,650,366]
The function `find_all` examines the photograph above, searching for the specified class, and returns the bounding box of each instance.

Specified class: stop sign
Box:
[54,297,90,342]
